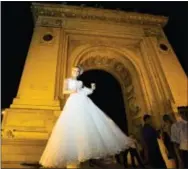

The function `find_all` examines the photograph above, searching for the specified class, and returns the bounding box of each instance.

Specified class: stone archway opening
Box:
[69,47,147,135]
[79,69,128,134]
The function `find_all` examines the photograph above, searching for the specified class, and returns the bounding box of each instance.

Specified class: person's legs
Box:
[169,144,179,168]
[173,151,179,168]
[184,151,188,168]
[129,148,137,168]
[174,145,184,169]
[180,150,188,168]
[132,148,145,168]
[89,159,101,167]
[115,153,121,164]
[142,145,149,165]
[148,148,167,168]
[123,149,129,168]
[163,132,173,159]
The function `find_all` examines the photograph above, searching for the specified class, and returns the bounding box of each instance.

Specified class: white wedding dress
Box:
[39,78,130,168]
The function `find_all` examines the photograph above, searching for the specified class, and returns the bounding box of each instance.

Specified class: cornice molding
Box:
[31,3,168,27]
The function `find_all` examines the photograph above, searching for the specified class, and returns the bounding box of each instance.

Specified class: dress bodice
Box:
[67,78,83,91]
[66,78,93,96]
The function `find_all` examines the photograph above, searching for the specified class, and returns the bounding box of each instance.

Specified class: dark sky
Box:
[2,1,188,109]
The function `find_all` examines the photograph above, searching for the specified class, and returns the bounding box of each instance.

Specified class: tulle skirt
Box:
[39,92,130,168]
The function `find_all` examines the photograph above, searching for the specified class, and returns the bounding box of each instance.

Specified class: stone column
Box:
[11,16,63,110]
[141,37,166,128]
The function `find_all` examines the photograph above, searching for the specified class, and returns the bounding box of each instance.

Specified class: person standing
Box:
[39,66,131,168]
[162,115,178,165]
[142,114,166,168]
[171,111,188,168]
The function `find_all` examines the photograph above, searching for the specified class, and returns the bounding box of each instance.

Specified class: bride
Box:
[39,66,131,168]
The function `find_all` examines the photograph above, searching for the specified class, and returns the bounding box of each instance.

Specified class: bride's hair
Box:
[74,65,84,75]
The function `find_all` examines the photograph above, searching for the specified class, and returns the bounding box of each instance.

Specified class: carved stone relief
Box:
[126,86,141,115]
[143,27,164,39]
[68,38,141,56]
[2,129,15,139]
[132,117,143,138]
[32,3,168,27]
[79,55,141,116]
[36,16,63,28]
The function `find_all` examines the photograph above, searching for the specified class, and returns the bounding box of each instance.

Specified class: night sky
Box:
[2,1,188,110]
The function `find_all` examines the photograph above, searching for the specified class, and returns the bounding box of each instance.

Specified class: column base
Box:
[2,108,61,140]
[2,138,47,168]
[11,98,61,110]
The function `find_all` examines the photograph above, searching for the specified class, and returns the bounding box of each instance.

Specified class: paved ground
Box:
[20,161,127,169]
[21,158,148,169]
[79,161,125,169]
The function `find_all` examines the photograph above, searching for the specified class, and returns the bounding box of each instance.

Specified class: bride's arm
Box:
[82,87,93,95]
[63,79,76,95]
[81,83,96,95]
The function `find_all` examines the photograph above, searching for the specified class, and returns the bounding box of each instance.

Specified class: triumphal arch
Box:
[2,3,187,168]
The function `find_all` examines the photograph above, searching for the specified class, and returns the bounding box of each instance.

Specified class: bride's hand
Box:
[91,83,96,90]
